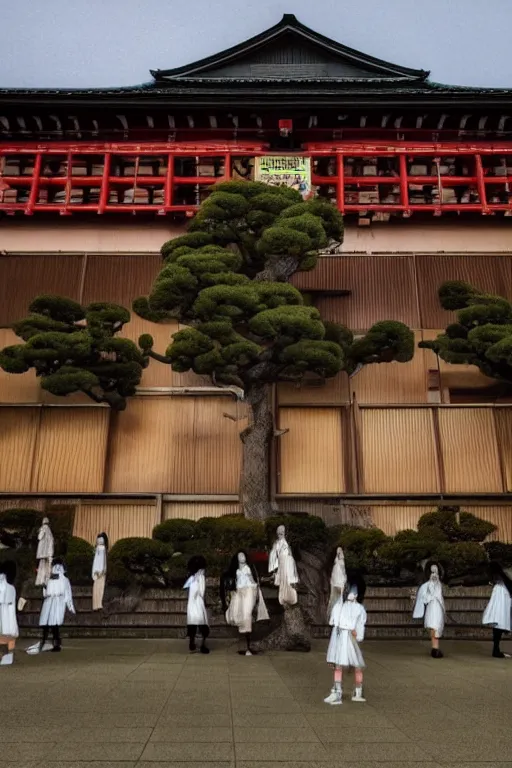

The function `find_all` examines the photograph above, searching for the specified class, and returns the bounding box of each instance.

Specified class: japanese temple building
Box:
[1,14,512,543]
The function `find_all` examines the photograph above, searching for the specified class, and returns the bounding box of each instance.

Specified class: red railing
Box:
[1,140,512,216]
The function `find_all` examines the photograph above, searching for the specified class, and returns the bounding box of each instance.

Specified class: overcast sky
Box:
[2,0,511,89]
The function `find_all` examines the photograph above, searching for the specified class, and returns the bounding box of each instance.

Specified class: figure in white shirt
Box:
[26,561,75,655]
[92,532,108,611]
[35,517,54,586]
[482,561,512,658]
[324,578,367,706]
[184,555,210,654]
[413,562,445,658]
[268,525,299,606]
[328,546,347,618]
[0,561,18,666]
[221,550,269,656]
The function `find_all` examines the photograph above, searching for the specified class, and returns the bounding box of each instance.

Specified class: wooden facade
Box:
[2,16,512,541]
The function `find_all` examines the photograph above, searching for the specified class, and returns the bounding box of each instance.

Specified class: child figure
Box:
[26,561,75,654]
[0,562,18,666]
[184,555,210,654]
[482,561,512,658]
[324,582,367,706]
[413,561,445,658]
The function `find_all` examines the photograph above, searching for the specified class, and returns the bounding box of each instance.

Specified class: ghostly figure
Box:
[0,563,18,666]
[35,517,54,586]
[92,533,108,611]
[482,561,512,658]
[268,525,299,606]
[26,561,75,655]
[221,550,269,655]
[324,581,367,706]
[184,555,210,654]
[413,562,445,658]
[328,546,347,617]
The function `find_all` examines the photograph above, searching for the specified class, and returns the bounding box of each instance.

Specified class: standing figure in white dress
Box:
[35,517,54,586]
[268,525,299,606]
[328,546,347,618]
[221,550,269,656]
[92,533,108,611]
[26,561,75,655]
[184,555,210,654]
[413,562,445,658]
[482,561,512,658]
[324,578,367,706]
[0,562,19,666]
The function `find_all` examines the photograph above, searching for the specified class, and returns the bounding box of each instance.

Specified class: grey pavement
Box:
[0,637,511,767]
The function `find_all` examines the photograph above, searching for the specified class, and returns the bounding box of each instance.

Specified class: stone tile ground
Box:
[1,637,511,767]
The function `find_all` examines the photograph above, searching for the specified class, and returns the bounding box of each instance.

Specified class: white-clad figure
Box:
[92,532,108,611]
[328,546,347,617]
[0,564,19,666]
[26,562,75,655]
[413,562,445,658]
[222,550,269,655]
[268,525,299,606]
[35,517,54,586]
[324,583,367,706]
[482,561,512,658]
[184,555,210,654]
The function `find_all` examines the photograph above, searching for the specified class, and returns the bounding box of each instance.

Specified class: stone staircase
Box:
[17,585,493,640]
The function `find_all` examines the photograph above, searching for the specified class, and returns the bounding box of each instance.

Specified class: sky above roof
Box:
[2,0,511,89]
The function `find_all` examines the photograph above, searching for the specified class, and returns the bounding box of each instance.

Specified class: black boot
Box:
[431,648,443,659]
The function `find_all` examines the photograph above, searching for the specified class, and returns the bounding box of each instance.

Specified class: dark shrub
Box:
[64,536,95,584]
[0,508,42,547]
[196,515,266,554]
[45,505,75,551]
[109,537,173,587]
[418,507,496,543]
[265,513,329,554]
[484,541,512,568]
[0,547,34,593]
[336,527,389,570]
[152,518,197,547]
[436,542,488,583]
[378,531,439,573]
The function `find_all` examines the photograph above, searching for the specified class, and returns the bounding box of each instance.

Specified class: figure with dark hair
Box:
[324,577,367,706]
[413,561,445,658]
[92,532,109,611]
[26,560,75,655]
[221,551,269,656]
[0,561,18,666]
[482,561,512,658]
[184,555,209,654]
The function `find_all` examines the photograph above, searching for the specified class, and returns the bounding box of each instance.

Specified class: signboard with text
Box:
[255,156,311,199]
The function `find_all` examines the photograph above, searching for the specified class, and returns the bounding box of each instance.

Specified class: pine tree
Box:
[419,280,512,385]
[134,181,414,519]
[0,296,145,409]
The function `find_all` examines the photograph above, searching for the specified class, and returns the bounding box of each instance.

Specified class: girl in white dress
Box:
[92,532,108,611]
[327,546,347,618]
[482,561,512,658]
[221,550,269,655]
[413,562,445,658]
[268,525,299,606]
[0,562,18,666]
[35,517,54,586]
[324,578,367,706]
[26,561,75,654]
[184,555,209,654]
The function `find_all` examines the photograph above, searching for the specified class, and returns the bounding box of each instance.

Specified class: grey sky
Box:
[2,0,511,89]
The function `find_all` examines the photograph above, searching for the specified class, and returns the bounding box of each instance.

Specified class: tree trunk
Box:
[255,604,312,652]
[240,382,273,521]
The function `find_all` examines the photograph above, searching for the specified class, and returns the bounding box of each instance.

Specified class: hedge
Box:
[152,518,198,547]
[109,537,173,587]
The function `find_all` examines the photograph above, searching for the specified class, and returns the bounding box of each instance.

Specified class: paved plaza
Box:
[1,638,511,768]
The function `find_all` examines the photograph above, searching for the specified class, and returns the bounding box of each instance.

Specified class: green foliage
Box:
[0,508,42,546]
[336,526,389,570]
[134,181,412,396]
[152,519,198,547]
[378,531,440,572]
[0,547,35,593]
[265,513,329,554]
[484,541,512,568]
[64,536,95,584]
[417,507,496,543]
[436,542,488,582]
[419,282,512,384]
[0,296,145,410]
[196,514,266,553]
[109,537,173,587]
